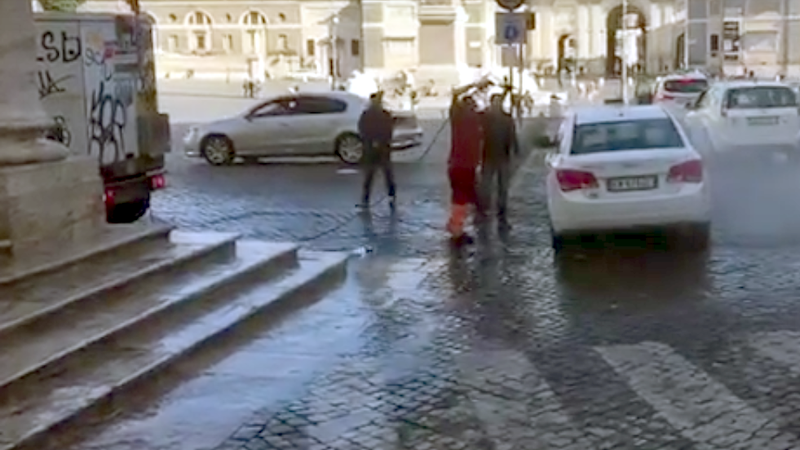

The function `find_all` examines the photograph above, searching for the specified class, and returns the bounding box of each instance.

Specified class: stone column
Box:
[454,5,468,71]
[541,7,555,63]
[0,0,105,255]
[0,0,69,165]
[577,4,590,60]
[590,4,604,74]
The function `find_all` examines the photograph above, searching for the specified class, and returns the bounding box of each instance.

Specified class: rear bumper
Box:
[391,130,423,151]
[549,187,711,234]
[104,171,166,205]
[714,141,799,154]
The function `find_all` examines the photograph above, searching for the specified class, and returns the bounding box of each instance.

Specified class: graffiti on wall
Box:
[44,116,72,147]
[36,29,82,148]
[37,71,72,99]
[85,43,131,165]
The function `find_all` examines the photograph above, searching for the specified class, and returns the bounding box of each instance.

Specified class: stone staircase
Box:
[0,223,348,450]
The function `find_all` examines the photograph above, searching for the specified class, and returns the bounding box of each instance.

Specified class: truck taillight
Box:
[104,189,115,208]
[668,160,703,183]
[556,169,598,192]
[150,174,166,190]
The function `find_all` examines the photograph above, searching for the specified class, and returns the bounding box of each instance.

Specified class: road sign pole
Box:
[508,47,513,96]
[518,42,524,117]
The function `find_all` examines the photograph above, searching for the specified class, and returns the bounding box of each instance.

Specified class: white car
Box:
[652,73,709,108]
[546,105,711,250]
[184,91,424,165]
[684,81,800,155]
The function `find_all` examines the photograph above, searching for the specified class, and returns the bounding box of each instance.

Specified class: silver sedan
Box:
[183,91,424,165]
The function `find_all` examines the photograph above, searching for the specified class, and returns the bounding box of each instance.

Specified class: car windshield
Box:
[726,87,798,109]
[664,79,708,93]
[571,118,684,154]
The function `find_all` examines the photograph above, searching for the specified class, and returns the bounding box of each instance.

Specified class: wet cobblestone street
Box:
[57,93,800,450]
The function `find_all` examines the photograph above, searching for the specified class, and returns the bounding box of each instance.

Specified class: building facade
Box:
[80,0,363,81]
[649,0,800,77]
[78,0,800,83]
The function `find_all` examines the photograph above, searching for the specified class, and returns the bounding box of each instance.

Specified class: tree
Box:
[39,0,84,12]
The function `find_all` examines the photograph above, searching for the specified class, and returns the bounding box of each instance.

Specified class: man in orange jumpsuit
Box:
[447,84,486,245]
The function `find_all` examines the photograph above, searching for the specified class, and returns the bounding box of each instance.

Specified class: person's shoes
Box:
[450,234,475,246]
[356,202,370,211]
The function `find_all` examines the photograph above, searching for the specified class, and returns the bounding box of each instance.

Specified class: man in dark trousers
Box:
[357,91,396,210]
[480,91,519,228]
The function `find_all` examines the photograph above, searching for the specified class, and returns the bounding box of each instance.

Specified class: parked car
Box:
[683,80,799,157]
[184,92,424,165]
[546,105,711,250]
[651,73,709,108]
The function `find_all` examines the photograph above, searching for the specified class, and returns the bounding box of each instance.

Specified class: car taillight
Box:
[104,189,115,208]
[668,160,703,183]
[556,169,598,192]
[150,174,166,190]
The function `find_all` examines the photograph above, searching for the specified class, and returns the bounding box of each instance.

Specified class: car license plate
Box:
[748,116,778,126]
[607,176,657,192]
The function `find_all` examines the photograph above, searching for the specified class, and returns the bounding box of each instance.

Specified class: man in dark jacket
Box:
[357,92,396,209]
[481,91,519,227]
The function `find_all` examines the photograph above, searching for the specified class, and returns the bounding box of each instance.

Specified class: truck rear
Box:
[35,12,170,223]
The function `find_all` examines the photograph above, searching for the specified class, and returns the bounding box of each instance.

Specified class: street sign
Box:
[495,12,527,45]
[500,45,520,67]
[495,0,524,11]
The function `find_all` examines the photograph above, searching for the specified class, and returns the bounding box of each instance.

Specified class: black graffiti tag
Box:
[36,70,72,99]
[89,80,127,164]
[44,116,72,147]
[38,31,81,63]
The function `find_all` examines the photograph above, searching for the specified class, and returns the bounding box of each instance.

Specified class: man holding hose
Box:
[446,78,491,245]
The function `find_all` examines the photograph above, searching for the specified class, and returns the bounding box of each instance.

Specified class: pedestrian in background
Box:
[481,91,519,229]
[357,91,396,210]
[447,82,487,244]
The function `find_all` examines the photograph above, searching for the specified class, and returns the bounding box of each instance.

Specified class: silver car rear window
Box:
[571,119,684,155]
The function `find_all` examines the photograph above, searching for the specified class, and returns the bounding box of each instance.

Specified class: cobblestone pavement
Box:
[73,92,800,450]
[181,150,800,450]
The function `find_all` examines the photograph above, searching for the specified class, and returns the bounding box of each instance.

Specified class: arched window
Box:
[242,11,267,26]
[241,11,267,55]
[187,11,212,26]
[186,11,213,52]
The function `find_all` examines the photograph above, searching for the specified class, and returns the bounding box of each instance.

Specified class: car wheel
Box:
[336,133,364,165]
[681,223,711,251]
[107,198,150,224]
[550,226,565,252]
[201,135,234,166]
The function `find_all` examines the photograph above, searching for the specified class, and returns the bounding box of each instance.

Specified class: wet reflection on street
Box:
[46,128,800,450]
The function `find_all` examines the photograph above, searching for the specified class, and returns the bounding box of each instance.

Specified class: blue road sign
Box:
[505,24,518,41]
[495,12,527,45]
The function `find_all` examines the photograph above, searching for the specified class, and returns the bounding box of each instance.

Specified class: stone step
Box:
[0,223,173,286]
[0,239,299,393]
[0,248,348,450]
[0,230,240,337]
